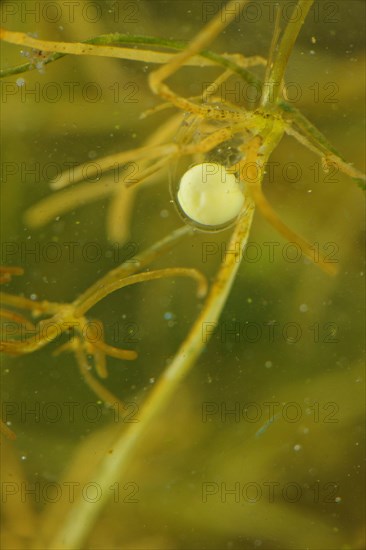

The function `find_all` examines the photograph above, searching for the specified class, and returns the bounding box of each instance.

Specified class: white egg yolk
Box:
[177,163,244,226]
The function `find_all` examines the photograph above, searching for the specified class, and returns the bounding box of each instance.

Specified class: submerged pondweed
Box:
[1,1,365,548]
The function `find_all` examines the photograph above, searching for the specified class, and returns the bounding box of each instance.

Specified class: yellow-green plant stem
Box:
[2,18,364,184]
[261,0,314,108]
[45,201,255,550]
[73,225,192,311]
[0,226,193,355]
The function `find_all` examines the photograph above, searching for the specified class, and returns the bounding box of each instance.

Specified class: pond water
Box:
[1,1,365,548]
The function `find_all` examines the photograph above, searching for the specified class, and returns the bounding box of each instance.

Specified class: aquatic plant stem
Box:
[0,29,263,79]
[73,225,193,310]
[46,203,255,549]
[0,227,193,355]
[261,0,314,108]
[2,20,363,183]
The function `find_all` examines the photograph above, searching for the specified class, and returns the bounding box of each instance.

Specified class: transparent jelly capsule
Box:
[176,162,245,229]
[170,114,247,232]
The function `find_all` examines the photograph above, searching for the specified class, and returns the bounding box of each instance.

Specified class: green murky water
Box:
[1,1,365,548]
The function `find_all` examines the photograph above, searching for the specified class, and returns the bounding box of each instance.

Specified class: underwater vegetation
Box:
[0,1,365,548]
